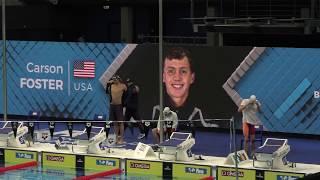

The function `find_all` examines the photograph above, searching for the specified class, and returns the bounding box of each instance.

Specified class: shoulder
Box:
[240,99,249,105]
[172,111,178,118]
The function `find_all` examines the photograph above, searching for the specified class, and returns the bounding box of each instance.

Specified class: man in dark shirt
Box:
[124,78,145,139]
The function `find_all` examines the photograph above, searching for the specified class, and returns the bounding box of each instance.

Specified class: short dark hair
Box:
[126,78,132,83]
[164,47,194,72]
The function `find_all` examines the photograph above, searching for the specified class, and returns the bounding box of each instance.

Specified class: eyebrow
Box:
[165,66,190,70]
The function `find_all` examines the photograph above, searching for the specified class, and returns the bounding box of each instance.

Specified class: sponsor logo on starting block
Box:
[130,162,150,169]
[5,150,38,164]
[277,175,300,180]
[264,170,305,180]
[221,170,244,177]
[85,157,120,171]
[173,164,211,179]
[18,136,26,144]
[96,159,116,166]
[126,159,162,176]
[16,152,34,159]
[185,167,207,174]
[217,167,256,180]
[42,153,76,168]
[46,155,65,162]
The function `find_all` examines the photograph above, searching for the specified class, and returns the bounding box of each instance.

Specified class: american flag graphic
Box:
[73,60,95,78]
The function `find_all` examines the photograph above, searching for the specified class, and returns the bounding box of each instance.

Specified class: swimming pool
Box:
[0,164,167,180]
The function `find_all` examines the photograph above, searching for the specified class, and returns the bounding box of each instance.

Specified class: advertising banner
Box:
[4,149,38,164]
[85,156,120,171]
[42,152,75,168]
[172,163,211,179]
[264,171,304,180]
[217,166,256,180]
[126,159,162,176]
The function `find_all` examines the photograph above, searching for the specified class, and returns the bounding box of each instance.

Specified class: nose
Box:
[173,71,182,81]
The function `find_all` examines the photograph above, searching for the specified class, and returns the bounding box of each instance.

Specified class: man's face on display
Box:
[163,56,195,107]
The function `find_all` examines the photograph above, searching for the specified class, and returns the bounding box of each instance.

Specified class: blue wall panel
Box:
[234,48,320,135]
[0,40,127,120]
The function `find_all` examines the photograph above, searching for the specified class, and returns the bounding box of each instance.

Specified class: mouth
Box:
[171,84,184,89]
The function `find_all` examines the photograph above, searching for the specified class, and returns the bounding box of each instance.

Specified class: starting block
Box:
[158,132,195,161]
[0,122,12,146]
[54,137,69,150]
[7,123,28,148]
[253,138,290,169]
[87,132,106,154]
[71,126,106,154]
[74,126,105,144]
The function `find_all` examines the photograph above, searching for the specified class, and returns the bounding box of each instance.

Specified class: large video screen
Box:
[1,42,319,135]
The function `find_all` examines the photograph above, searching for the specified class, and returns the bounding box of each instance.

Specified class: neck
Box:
[171,96,187,108]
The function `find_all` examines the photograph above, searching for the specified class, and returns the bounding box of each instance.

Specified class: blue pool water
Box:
[0,167,76,180]
[0,165,165,180]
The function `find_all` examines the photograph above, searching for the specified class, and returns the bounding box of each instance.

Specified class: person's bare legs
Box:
[152,128,160,144]
[250,134,255,157]
[115,106,125,144]
[114,123,119,144]
[243,122,250,155]
[118,122,125,144]
[244,137,249,155]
